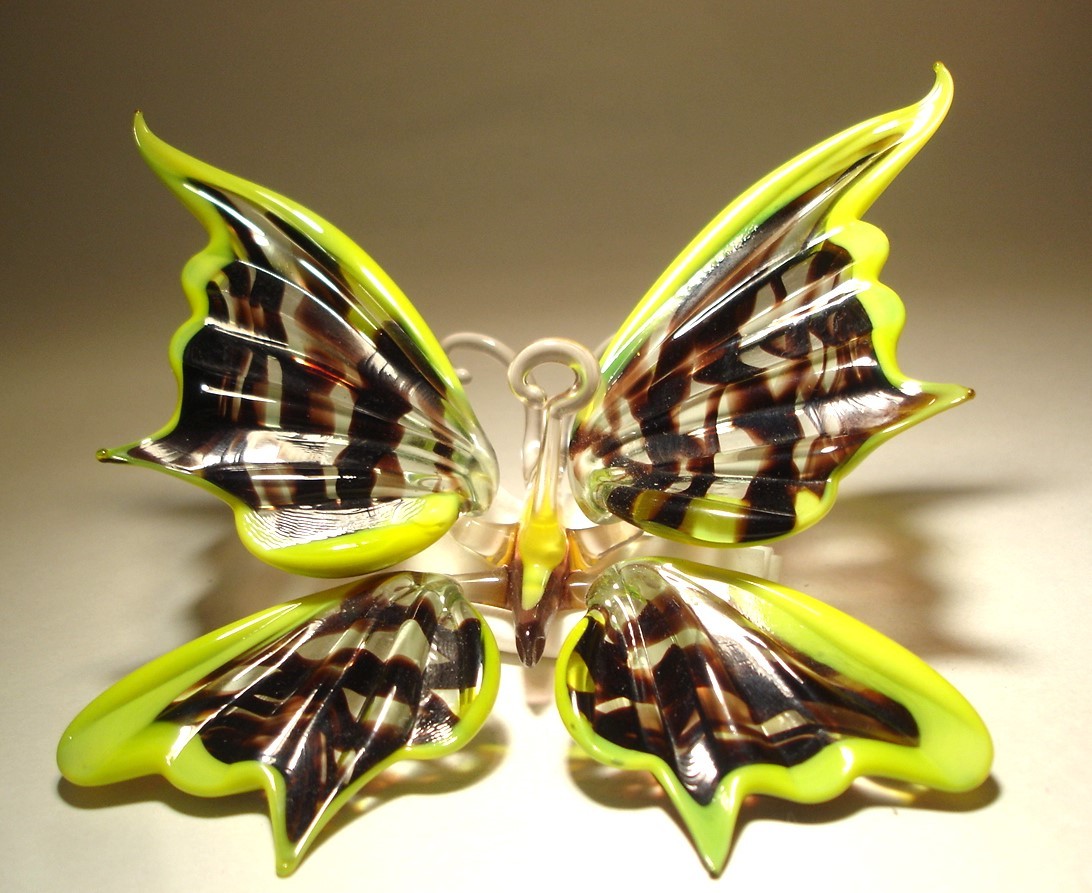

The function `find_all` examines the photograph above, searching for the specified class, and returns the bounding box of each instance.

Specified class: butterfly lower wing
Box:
[555,558,991,874]
[101,117,497,576]
[58,572,500,875]
[570,66,970,545]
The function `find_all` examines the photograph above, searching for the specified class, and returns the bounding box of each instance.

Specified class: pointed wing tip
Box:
[96,447,128,464]
[932,61,954,91]
[699,846,730,878]
[132,110,155,150]
[131,110,174,177]
[129,111,199,184]
[910,63,953,133]
[928,61,954,109]
[274,852,303,878]
[923,380,975,415]
[668,793,735,877]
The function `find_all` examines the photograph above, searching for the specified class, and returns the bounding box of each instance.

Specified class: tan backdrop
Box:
[2,3,1088,891]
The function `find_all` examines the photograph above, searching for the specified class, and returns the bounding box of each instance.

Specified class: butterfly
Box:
[57,64,991,877]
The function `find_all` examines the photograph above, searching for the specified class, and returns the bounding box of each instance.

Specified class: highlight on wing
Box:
[98,114,498,577]
[570,63,969,549]
[60,64,991,878]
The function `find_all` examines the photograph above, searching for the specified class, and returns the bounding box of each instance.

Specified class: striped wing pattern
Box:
[59,572,498,875]
[570,70,969,545]
[60,71,992,879]
[101,119,497,576]
[565,561,918,802]
[557,558,992,873]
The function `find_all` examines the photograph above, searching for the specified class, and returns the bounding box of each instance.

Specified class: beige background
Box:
[2,2,1089,891]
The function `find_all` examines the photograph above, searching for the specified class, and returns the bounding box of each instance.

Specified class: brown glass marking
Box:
[571,563,918,804]
[127,181,485,521]
[571,140,933,543]
[157,572,485,844]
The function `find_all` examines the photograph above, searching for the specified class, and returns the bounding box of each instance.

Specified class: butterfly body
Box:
[61,65,991,877]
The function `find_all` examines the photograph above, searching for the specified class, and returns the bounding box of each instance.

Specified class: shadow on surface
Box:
[568,750,1001,869]
[57,718,508,868]
[774,484,1010,662]
[161,483,1012,668]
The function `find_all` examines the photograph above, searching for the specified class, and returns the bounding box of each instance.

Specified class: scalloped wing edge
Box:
[554,560,992,875]
[573,65,970,545]
[97,116,498,575]
[57,579,501,875]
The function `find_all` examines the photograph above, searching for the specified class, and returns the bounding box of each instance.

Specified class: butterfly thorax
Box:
[66,73,992,878]
[444,336,602,665]
[442,333,792,666]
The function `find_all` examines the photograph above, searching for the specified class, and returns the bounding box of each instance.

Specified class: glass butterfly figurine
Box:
[58,63,992,877]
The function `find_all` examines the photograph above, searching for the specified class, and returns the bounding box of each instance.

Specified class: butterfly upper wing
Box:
[555,558,992,874]
[58,571,500,875]
[101,116,497,576]
[570,66,969,545]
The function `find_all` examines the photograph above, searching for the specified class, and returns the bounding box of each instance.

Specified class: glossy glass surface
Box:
[556,558,992,874]
[58,572,500,875]
[571,66,968,547]
[100,116,498,577]
[60,65,991,877]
